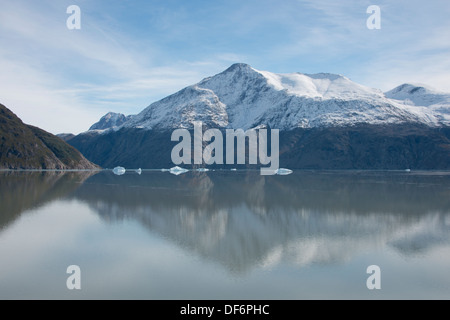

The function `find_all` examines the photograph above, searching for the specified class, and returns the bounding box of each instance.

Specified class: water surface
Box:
[0,170,449,299]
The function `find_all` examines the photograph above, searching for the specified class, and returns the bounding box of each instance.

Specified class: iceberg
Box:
[169,166,189,176]
[230,168,237,171]
[113,166,126,175]
[197,168,209,172]
[276,168,293,175]
[136,168,142,175]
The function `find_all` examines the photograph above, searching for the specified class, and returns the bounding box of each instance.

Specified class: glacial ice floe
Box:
[169,166,189,175]
[113,166,126,175]
[276,168,293,175]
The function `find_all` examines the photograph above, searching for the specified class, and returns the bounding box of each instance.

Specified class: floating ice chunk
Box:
[276,168,293,175]
[197,168,209,172]
[161,169,169,172]
[405,169,411,172]
[136,168,142,175]
[230,168,237,171]
[113,166,126,175]
[169,166,189,175]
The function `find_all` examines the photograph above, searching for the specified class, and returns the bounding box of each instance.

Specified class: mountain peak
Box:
[385,83,450,108]
[387,83,431,95]
[89,112,132,131]
[224,63,253,72]
[104,111,120,119]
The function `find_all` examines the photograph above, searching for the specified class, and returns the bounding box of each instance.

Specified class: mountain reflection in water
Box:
[2,170,448,275]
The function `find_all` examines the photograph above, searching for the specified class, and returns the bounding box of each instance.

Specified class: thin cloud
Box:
[0,0,449,134]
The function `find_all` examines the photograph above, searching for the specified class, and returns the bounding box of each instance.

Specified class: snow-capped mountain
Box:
[117,63,442,131]
[89,112,133,131]
[69,64,450,170]
[385,83,450,124]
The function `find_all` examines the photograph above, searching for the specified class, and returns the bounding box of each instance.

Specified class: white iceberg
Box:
[136,168,142,175]
[230,168,237,171]
[113,166,126,175]
[276,168,293,175]
[169,166,189,176]
[197,168,209,172]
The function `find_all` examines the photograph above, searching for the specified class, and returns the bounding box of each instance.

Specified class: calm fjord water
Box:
[0,170,449,299]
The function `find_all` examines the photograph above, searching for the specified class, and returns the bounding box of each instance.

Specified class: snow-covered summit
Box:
[89,112,133,131]
[117,63,448,131]
[385,83,450,124]
[385,83,450,107]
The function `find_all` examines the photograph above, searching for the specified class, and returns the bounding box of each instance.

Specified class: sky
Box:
[1,0,450,134]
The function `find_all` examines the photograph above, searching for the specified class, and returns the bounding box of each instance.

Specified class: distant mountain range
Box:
[0,104,99,170]
[65,63,450,170]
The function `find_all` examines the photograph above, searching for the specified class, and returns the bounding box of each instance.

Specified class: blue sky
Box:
[1,0,450,134]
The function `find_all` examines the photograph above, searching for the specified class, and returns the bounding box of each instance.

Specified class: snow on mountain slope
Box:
[258,70,383,100]
[121,63,443,131]
[385,84,450,124]
[123,85,228,130]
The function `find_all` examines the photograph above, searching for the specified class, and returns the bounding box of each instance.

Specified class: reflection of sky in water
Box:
[0,171,449,299]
